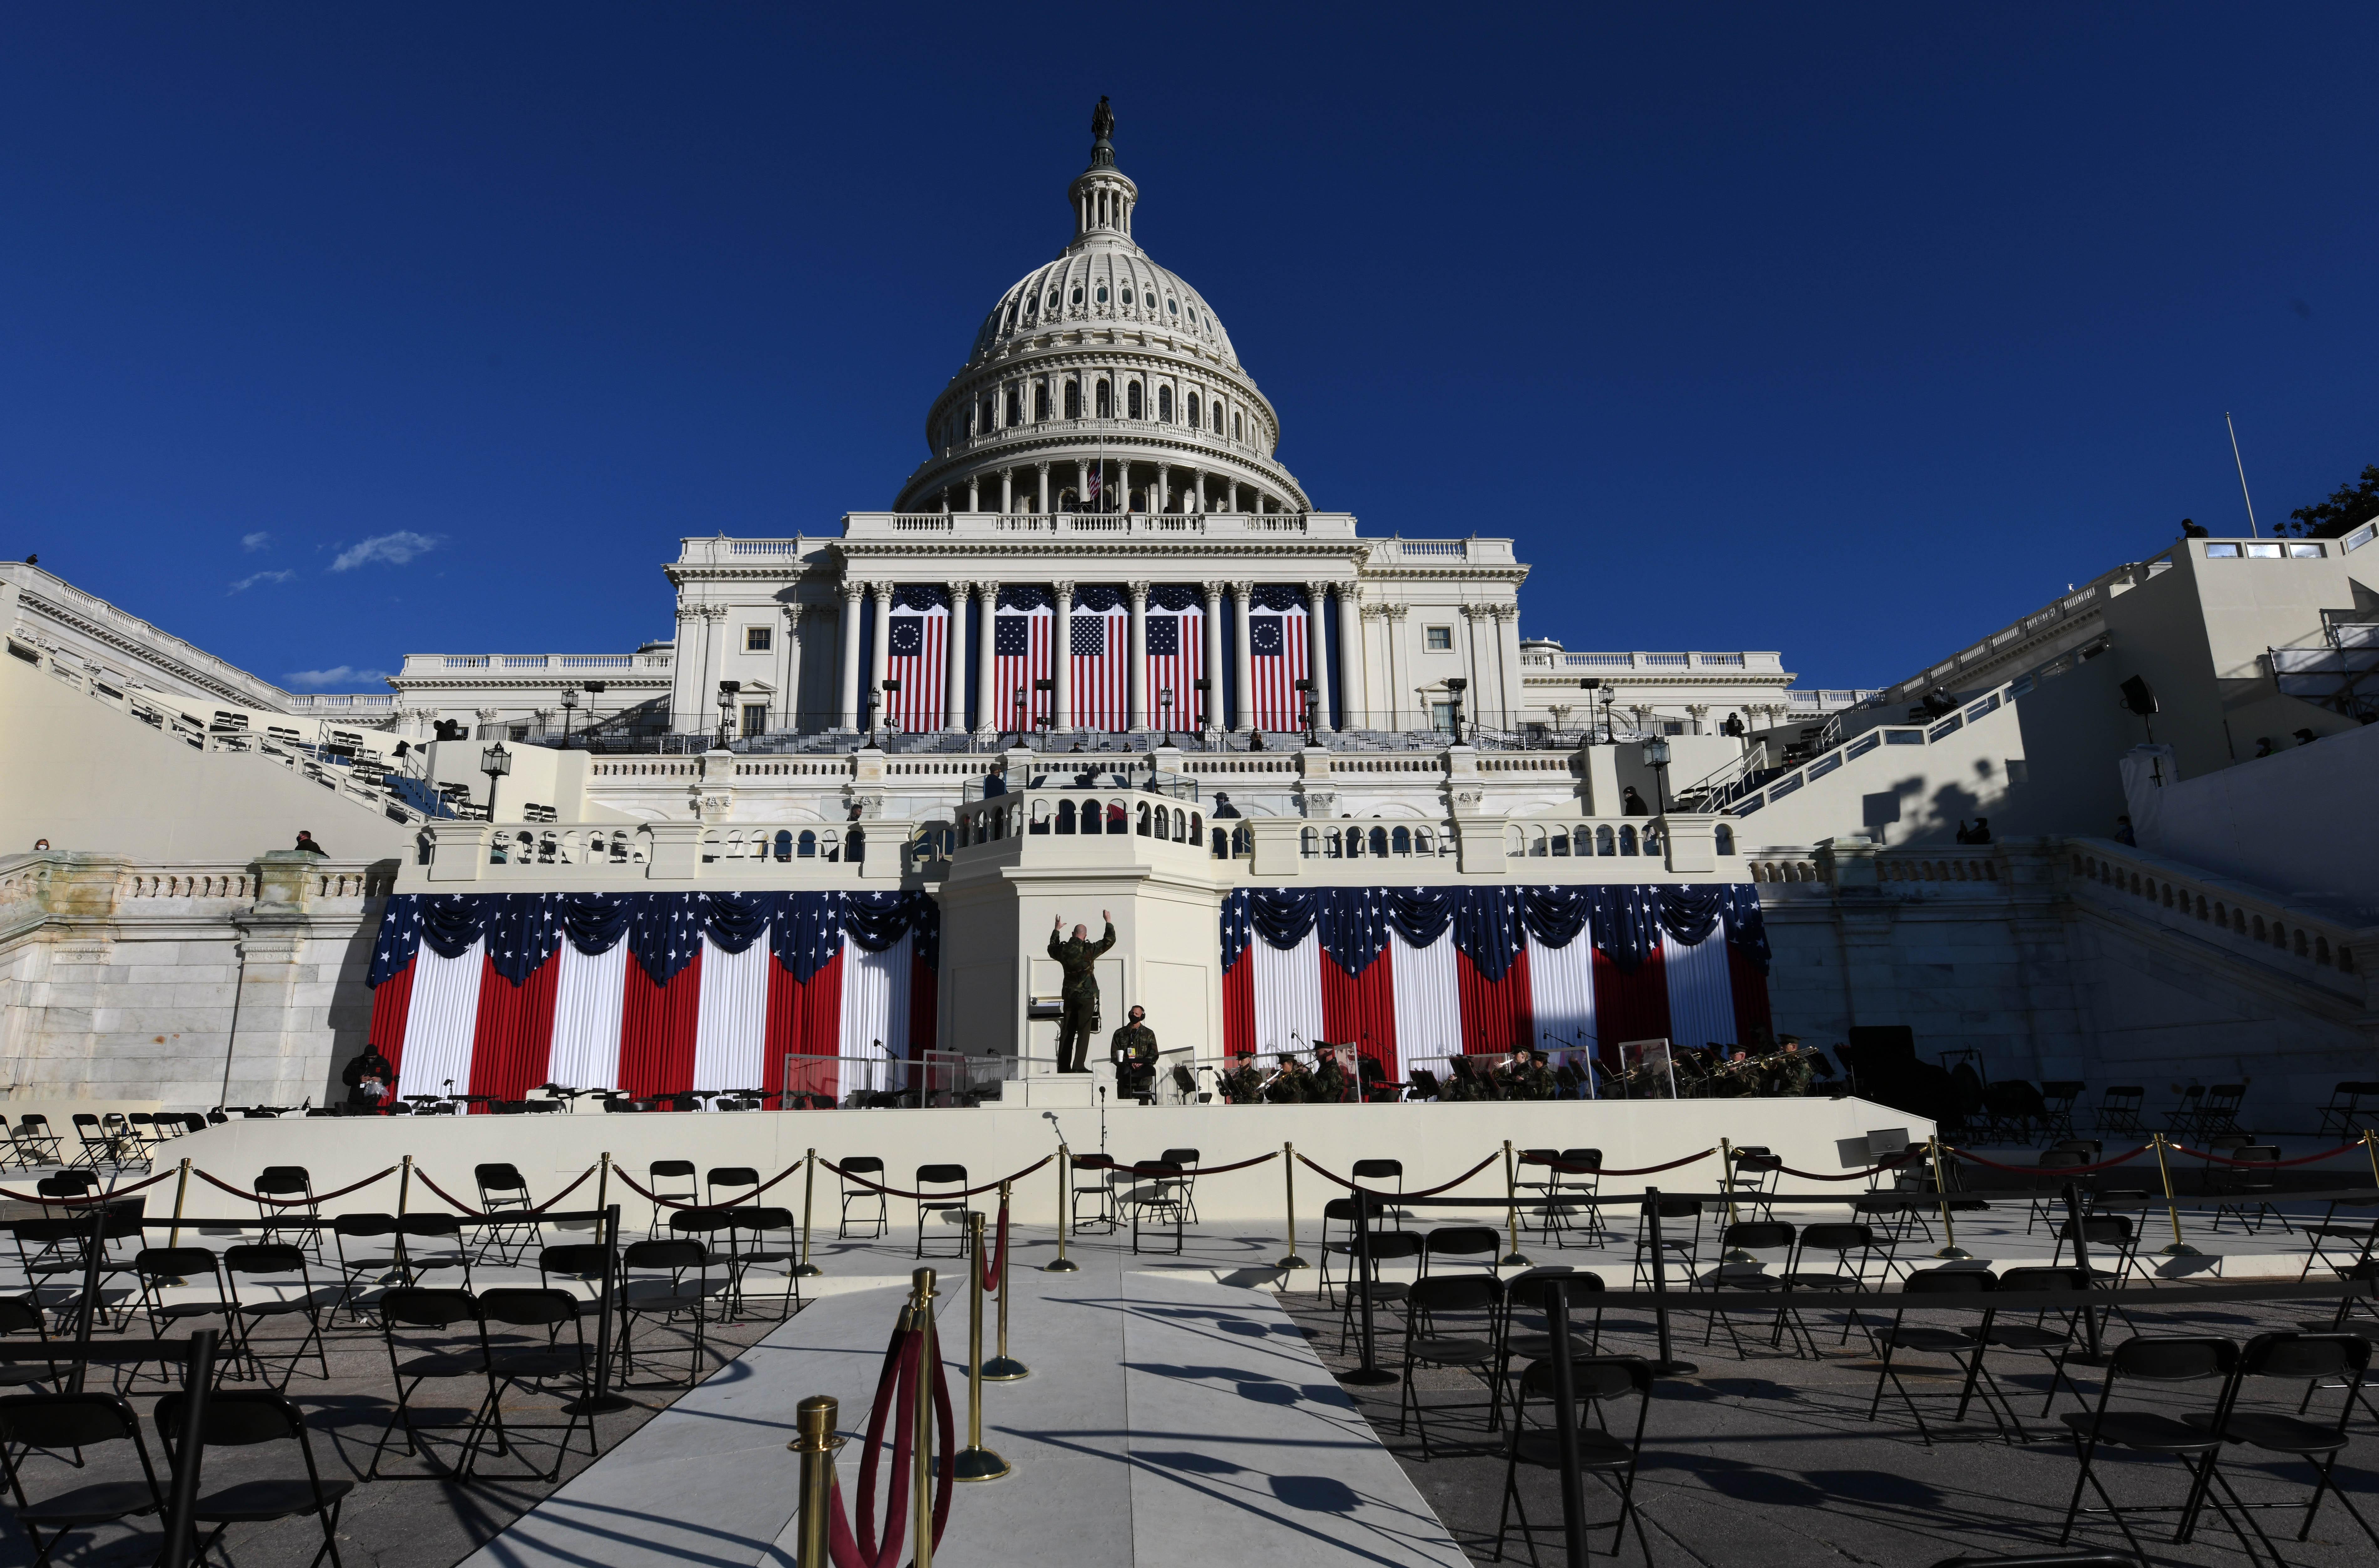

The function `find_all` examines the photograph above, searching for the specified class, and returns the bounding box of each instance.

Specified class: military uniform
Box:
[1221,1058,1266,1104]
[1048,922,1115,1072]
[1110,1020,1159,1101]
[1310,1052,1350,1104]
[1776,1051,1815,1097]
[1512,1058,1555,1100]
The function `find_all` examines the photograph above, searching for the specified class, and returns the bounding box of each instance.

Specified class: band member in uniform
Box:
[1310,1044,1350,1104]
[1775,1036,1816,1097]
[1220,1054,1267,1105]
[1110,1005,1159,1101]
[1048,911,1115,1073]
[1265,1054,1314,1103]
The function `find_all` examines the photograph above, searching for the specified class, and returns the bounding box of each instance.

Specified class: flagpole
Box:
[2225,413,2259,537]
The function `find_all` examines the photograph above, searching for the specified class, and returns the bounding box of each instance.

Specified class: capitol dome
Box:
[892,101,1307,517]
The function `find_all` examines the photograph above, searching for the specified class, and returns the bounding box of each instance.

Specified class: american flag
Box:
[1069,586,1129,731]
[629,893,705,986]
[1247,585,1311,731]
[369,893,423,987]
[991,587,1052,732]
[883,586,947,735]
[1145,585,1205,732]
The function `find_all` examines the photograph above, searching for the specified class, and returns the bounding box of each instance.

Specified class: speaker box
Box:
[2119,675,2159,717]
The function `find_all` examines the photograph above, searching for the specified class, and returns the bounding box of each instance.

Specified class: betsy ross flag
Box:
[884,584,948,734]
[991,586,1052,732]
[1144,584,1205,730]
[1069,585,1129,731]
[1246,583,1310,731]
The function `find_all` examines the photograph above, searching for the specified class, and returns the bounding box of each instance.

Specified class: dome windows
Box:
[1034,383,1050,421]
[1096,284,1109,305]
[1071,286,1083,306]
[1095,380,1112,419]
[1185,390,1199,426]
[1121,286,1134,306]
[1127,382,1143,419]
[1158,386,1173,422]
[1047,290,1059,311]
[1064,380,1082,419]
[1167,297,1178,316]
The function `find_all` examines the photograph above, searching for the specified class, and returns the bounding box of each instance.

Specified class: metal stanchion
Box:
[954,1215,1010,1481]
[2060,1181,2109,1367]
[168,1157,191,1248]
[397,1152,414,1216]
[1545,1278,1589,1568]
[160,1329,219,1568]
[68,1201,107,1391]
[911,1267,939,1568]
[982,1181,1027,1381]
[565,1202,632,1416]
[789,1393,842,1568]
[1640,1187,1696,1376]
[595,1151,611,1229]
[795,1149,823,1277]
[1927,1137,1970,1260]
[1501,1140,1529,1267]
[1278,1142,1309,1271]
[1046,1144,1079,1273]
[1344,1189,1397,1387]
[2152,1133,2203,1257]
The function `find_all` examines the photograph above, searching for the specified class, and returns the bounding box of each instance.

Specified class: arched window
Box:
[1157,386,1173,422]
[1107,799,1127,833]
[1186,391,1200,427]
[797,830,817,858]
[1127,382,1143,419]
[1416,827,1435,855]
[824,829,844,862]
[773,830,793,862]
[1715,824,1736,855]
[1232,412,1243,440]
[1034,384,1049,421]
[1391,826,1411,856]
[1344,829,1361,858]
[1619,825,1638,856]
[1596,825,1616,856]
[1137,802,1152,836]
[1370,826,1389,858]
[1214,402,1224,433]
[1070,285,1083,306]
[1301,827,1319,857]
[1189,811,1201,842]
[1530,829,1549,858]
[980,397,994,432]
[1550,830,1570,857]
[1064,381,1081,419]
[2251,914,2266,941]
[1056,799,1077,834]
[1095,381,1112,419]
[1005,387,1021,425]
[1096,283,1109,305]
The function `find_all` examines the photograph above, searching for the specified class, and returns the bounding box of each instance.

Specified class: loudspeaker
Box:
[2119,675,2159,717]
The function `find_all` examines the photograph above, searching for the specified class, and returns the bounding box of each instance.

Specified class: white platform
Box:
[460,1244,1468,1568]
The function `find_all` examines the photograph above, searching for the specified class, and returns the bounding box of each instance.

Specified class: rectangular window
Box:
[741,703,768,737]
[1431,701,1458,734]
[1425,625,1453,651]
[744,626,772,653]
[2245,542,2283,558]
[2204,542,2242,558]
[1661,721,1686,735]
[2289,542,2324,558]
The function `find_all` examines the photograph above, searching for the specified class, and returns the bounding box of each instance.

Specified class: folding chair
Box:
[1547,1149,1609,1248]
[1494,1357,1655,1568]
[706,1166,763,1207]
[2026,1149,2094,1235]
[1632,1197,1703,1287]
[1157,1148,1201,1223]
[2204,1333,2379,1548]
[1494,1268,1605,1427]
[329,1214,402,1325]
[367,1286,493,1479]
[617,1239,714,1388]
[666,1209,739,1320]
[9,1117,64,1168]
[1866,1267,2007,1445]
[1721,1149,1782,1223]
[913,1165,972,1259]
[1783,1221,1886,1345]
[2056,1336,2252,1557]
[1960,1265,2090,1421]
[2195,1084,2247,1140]
[2315,1081,2379,1139]
[1422,1225,1501,1281]
[253,1167,323,1254]
[66,1115,122,1172]
[475,1288,599,1481]
[0,1297,62,1393]
[2298,1196,2378,1282]
[538,1242,615,1299]
[1701,1221,1806,1357]
[836,1156,890,1239]
[1126,1162,1187,1256]
[2038,1080,2083,1141]
[2051,1214,2143,1290]
[645,1161,697,1239]
[1067,1154,1117,1234]
[128,1247,242,1378]
[472,1163,538,1265]
[223,1243,333,1389]
[105,1115,154,1166]
[721,1206,800,1320]
[1339,1231,1424,1356]
[153,1388,353,1568]
[2206,1146,2289,1236]
[1396,1274,1501,1459]
[2092,1086,2144,1138]
[0,1392,167,1568]
[394,1214,474,1289]
[2162,1085,2206,1139]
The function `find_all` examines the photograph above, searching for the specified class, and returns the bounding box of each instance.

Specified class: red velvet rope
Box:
[2169,1140,2371,1169]
[831,1308,955,1568]
[1298,1150,1504,1197]
[192,1165,400,1206]
[979,1200,1008,1295]
[1573,1148,1720,1178]
[819,1154,1054,1201]
[0,1167,178,1206]
[1948,1143,2151,1175]
[408,1163,597,1218]
[608,1160,813,1213]
[1169,1149,1281,1177]
[1774,1150,1926,1181]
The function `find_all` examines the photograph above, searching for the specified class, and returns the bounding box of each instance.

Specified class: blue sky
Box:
[4,6,2374,694]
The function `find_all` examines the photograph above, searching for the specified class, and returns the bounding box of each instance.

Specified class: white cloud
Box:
[227,569,297,594]
[284,665,392,689]
[241,531,271,552]
[329,531,440,572]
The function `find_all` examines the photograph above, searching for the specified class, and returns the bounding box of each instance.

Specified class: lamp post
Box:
[1011,685,1026,743]
[559,686,580,746]
[1193,675,1211,734]
[582,681,606,742]
[1159,686,1174,748]
[877,679,901,747]
[1033,676,1053,747]
[1580,678,1602,744]
[1642,734,1672,814]
[1293,676,1317,746]
[480,741,512,823]
[1444,677,1468,745]
[716,680,741,749]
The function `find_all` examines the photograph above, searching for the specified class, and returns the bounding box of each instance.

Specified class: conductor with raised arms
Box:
[1050,911,1114,1073]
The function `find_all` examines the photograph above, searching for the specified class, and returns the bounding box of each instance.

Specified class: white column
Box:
[1052,580,1075,731]
[999,470,1012,514]
[1158,464,1172,513]
[779,603,805,732]
[1462,606,1490,729]
[1386,605,1410,731]
[975,580,1000,734]
[837,582,865,730]
[1305,582,1334,733]
[966,475,980,512]
[1127,580,1150,730]
[1201,581,1226,733]
[1036,463,1050,513]
[1230,581,1255,732]
[1337,586,1365,731]
[944,580,969,731]
[869,585,892,728]
[1496,605,1524,727]
[1075,460,1089,508]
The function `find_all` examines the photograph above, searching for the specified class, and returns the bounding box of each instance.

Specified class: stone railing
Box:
[412,820,911,886]
[1517,650,1786,673]
[0,852,397,932]
[829,511,1360,542]
[2068,838,2369,991]
[398,651,671,675]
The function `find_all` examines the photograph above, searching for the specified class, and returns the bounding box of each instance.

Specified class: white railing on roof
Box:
[1519,651,1786,673]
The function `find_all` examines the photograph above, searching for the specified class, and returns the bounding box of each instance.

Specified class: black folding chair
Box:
[253,1167,323,1254]
[1494,1268,1604,1429]
[0,1297,61,1393]
[222,1243,333,1389]
[473,1163,538,1265]
[2191,1331,2378,1551]
[476,1287,599,1482]
[1959,1265,2091,1421]
[2298,1196,2378,1282]
[1127,1162,1186,1256]
[1493,1357,1655,1568]
[1867,1268,2008,1444]
[617,1239,714,1388]
[1397,1274,1501,1459]
[2206,1147,2289,1236]
[128,1247,241,1379]
[1157,1148,1201,1223]
[837,1156,890,1239]
[1721,1150,1782,1223]
[913,1165,972,1259]
[2093,1086,2145,1138]
[9,1116,65,1168]
[1701,1221,1806,1358]
[329,1214,402,1324]
[1422,1225,1501,1281]
[154,1389,353,1568]
[1339,1231,1425,1356]
[367,1287,494,1478]
[645,1161,697,1239]
[2057,1335,2251,1557]
[395,1214,474,1289]
[0,1392,166,1568]
[1784,1221,1886,1345]
[1632,1197,1702,1286]
[707,1166,762,1207]
[721,1207,801,1320]
[2315,1081,2379,1138]
[2038,1080,2084,1141]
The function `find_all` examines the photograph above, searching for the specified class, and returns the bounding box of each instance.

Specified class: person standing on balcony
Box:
[1049,911,1114,1073]
[293,830,327,855]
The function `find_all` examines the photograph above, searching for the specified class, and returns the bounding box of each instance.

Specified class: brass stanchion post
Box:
[397,1152,413,1215]
[954,1216,1010,1481]
[1500,1139,1529,1266]
[2152,1132,2203,1257]
[1278,1142,1308,1270]
[168,1157,191,1248]
[911,1267,939,1568]
[596,1151,611,1219]
[1045,1144,1078,1273]
[982,1181,1028,1380]
[789,1393,843,1568]
[795,1149,823,1277]
[1928,1136,1969,1260]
